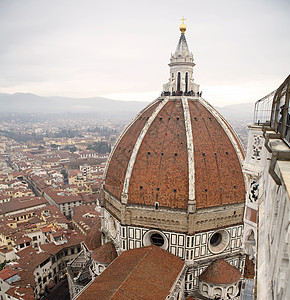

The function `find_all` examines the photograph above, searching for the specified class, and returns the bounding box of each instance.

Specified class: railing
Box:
[253,90,276,125]
[254,75,290,145]
[270,75,290,144]
[161,90,203,97]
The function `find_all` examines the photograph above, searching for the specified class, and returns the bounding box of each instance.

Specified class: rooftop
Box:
[77,245,184,300]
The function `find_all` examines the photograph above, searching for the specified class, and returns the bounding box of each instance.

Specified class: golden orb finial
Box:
[180,16,187,34]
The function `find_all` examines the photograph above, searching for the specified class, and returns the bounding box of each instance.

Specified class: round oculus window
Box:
[210,232,222,246]
[150,233,164,247]
[143,230,168,250]
[208,229,229,254]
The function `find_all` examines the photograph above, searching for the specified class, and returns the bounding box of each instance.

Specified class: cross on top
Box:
[181,16,186,23]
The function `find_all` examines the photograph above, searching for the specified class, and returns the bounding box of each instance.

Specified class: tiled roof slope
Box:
[199,259,241,285]
[105,100,161,200]
[91,241,117,264]
[77,245,184,300]
[188,100,245,208]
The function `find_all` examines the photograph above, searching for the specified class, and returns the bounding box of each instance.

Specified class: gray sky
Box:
[0,0,289,106]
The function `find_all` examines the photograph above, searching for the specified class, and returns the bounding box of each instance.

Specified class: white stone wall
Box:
[242,125,266,261]
[257,135,290,299]
[243,125,290,299]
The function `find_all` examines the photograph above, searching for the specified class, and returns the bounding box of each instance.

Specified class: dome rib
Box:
[103,99,161,181]
[181,97,195,207]
[104,99,162,199]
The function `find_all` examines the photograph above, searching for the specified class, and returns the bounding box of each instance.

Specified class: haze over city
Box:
[0,0,289,106]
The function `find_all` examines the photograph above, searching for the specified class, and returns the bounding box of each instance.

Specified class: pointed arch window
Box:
[185,72,188,93]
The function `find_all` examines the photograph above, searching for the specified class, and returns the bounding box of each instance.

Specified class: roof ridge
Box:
[110,246,154,299]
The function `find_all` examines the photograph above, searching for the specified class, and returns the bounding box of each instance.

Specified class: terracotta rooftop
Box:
[0,267,18,280]
[6,286,35,300]
[104,98,245,210]
[40,234,83,255]
[83,221,102,251]
[0,197,47,215]
[77,245,184,300]
[91,241,117,264]
[16,246,51,271]
[199,259,241,285]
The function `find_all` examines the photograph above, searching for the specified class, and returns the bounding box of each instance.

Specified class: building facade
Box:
[242,76,290,299]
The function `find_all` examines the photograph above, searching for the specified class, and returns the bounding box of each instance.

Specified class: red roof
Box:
[0,267,18,280]
[199,259,241,285]
[6,286,34,300]
[91,241,117,264]
[77,245,184,300]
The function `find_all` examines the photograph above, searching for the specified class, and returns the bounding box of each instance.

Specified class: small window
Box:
[150,233,164,247]
[210,232,222,246]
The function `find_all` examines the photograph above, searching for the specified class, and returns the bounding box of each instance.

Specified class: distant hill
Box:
[215,102,255,122]
[0,93,255,121]
[0,93,149,119]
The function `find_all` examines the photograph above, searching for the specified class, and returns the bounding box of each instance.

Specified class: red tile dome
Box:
[104,96,245,211]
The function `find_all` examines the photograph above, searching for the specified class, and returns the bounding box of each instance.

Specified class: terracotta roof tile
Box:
[6,286,35,300]
[78,245,184,300]
[105,100,161,199]
[0,267,18,280]
[91,241,117,264]
[199,259,241,285]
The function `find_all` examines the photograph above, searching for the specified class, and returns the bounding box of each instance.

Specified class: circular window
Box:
[208,229,229,254]
[210,232,222,246]
[143,230,168,250]
[150,233,164,246]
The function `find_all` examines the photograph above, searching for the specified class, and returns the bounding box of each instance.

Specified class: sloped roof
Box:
[83,221,102,251]
[0,267,18,280]
[91,241,117,264]
[199,259,241,285]
[77,245,184,300]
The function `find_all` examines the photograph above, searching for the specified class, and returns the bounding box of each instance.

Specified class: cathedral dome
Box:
[102,22,245,235]
[104,97,245,211]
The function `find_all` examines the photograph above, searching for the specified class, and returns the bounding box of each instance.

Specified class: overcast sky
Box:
[0,0,289,106]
